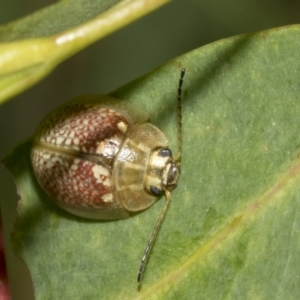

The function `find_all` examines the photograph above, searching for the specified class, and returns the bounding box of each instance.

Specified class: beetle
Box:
[31,69,186,284]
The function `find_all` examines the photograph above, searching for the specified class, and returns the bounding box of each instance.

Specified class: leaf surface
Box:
[3,25,300,299]
[0,0,169,104]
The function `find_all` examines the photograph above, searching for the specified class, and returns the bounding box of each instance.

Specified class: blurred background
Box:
[0,0,300,299]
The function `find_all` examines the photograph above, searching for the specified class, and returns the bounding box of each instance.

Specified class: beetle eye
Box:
[158,148,172,157]
[150,186,163,196]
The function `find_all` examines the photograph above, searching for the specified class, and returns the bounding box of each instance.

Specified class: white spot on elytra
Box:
[45,161,54,169]
[95,141,105,154]
[73,137,80,145]
[42,153,51,160]
[56,137,64,145]
[71,164,78,171]
[117,121,128,133]
[92,165,111,186]
[65,138,71,145]
[52,156,63,164]
[102,193,113,203]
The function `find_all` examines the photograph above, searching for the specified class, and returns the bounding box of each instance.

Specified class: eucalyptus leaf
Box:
[3,25,300,299]
[0,0,169,104]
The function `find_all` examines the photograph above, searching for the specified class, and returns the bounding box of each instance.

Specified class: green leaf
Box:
[0,0,170,104]
[3,25,300,299]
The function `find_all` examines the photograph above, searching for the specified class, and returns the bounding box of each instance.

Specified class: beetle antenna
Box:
[175,68,185,162]
[137,69,186,286]
[137,190,171,285]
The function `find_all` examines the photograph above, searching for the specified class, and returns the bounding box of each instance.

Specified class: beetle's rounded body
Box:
[31,95,179,220]
[31,69,186,284]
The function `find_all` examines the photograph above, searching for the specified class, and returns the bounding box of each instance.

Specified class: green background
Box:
[1,1,300,299]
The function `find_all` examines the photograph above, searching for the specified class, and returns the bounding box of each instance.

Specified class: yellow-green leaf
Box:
[0,0,170,104]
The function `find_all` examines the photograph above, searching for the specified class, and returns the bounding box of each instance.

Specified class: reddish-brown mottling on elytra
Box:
[32,103,130,209]
[32,150,112,207]
[36,103,128,153]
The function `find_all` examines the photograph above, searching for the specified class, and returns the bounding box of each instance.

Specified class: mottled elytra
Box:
[31,69,186,285]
